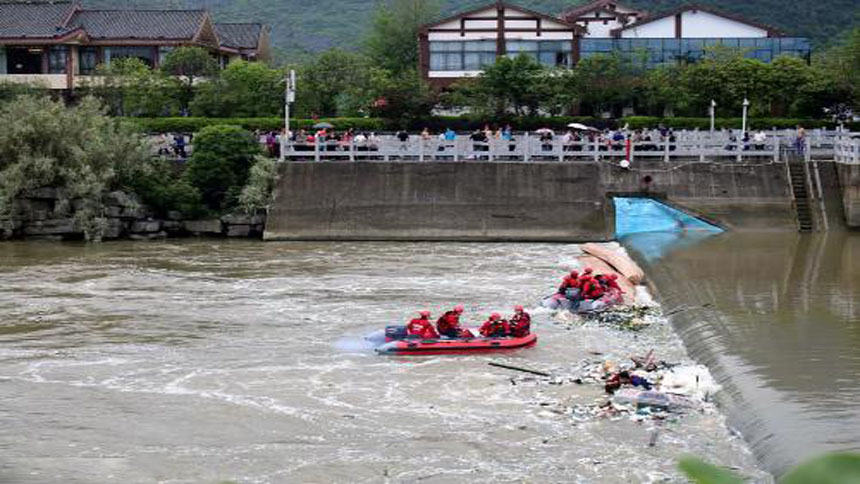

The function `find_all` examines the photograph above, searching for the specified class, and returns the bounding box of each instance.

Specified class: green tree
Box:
[637,65,689,116]
[456,55,546,117]
[572,53,638,117]
[366,68,436,124]
[819,27,860,111]
[0,96,152,240]
[191,60,284,117]
[764,56,814,116]
[184,125,261,211]
[86,58,180,117]
[294,49,373,117]
[160,46,219,111]
[365,0,442,74]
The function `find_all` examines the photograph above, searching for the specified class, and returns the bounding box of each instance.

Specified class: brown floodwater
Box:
[624,230,860,476]
[0,240,762,483]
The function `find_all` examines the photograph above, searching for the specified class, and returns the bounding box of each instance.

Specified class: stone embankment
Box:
[8,188,264,241]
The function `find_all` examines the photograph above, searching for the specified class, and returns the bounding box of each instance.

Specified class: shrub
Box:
[622,116,845,130]
[128,158,205,218]
[130,117,386,134]
[238,155,279,214]
[0,96,152,241]
[183,125,261,211]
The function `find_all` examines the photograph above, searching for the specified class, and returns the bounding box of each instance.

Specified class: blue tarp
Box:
[614,197,723,262]
[614,197,723,238]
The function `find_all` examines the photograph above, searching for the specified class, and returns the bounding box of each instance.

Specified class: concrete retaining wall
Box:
[603,161,797,230]
[837,164,860,228]
[266,162,613,241]
[266,161,798,241]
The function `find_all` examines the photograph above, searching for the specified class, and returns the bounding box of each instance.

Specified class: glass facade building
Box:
[429,40,574,71]
[429,37,810,72]
[429,40,497,71]
[580,37,811,66]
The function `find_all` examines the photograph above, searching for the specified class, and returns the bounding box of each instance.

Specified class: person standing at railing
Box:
[469,129,488,159]
[396,129,409,156]
[795,125,807,155]
[753,130,767,151]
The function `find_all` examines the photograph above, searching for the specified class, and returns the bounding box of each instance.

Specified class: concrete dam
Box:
[264,159,853,241]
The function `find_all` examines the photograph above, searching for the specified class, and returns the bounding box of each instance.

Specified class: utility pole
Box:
[281,69,296,163]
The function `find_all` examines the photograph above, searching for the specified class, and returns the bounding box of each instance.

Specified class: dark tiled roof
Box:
[559,0,646,21]
[215,23,262,50]
[0,1,78,38]
[68,9,206,40]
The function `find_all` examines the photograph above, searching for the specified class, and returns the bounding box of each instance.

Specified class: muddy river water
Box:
[1,235,857,483]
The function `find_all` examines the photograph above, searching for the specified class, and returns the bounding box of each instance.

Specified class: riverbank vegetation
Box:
[0,96,273,241]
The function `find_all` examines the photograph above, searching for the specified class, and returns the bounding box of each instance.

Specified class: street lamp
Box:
[741,98,750,137]
[281,69,296,163]
[709,99,716,132]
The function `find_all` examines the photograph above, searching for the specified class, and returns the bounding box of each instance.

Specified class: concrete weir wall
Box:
[837,164,860,227]
[266,162,613,241]
[265,161,797,242]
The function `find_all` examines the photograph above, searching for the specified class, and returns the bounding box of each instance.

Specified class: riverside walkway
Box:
[280,129,859,164]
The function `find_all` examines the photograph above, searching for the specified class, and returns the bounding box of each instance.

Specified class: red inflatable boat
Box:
[375,326,537,355]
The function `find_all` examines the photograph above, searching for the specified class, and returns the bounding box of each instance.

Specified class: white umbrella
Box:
[535,128,554,134]
[567,123,598,131]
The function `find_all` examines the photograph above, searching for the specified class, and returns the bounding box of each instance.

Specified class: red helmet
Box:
[609,274,618,280]
[514,305,524,312]
[584,267,594,274]
[490,312,501,320]
[454,305,464,313]
[419,310,430,318]
[570,270,579,278]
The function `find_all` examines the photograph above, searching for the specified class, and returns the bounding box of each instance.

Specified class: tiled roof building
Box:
[0,1,270,90]
[419,0,810,88]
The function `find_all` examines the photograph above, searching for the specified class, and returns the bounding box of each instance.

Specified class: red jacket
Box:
[479,319,510,338]
[583,281,604,300]
[509,312,531,337]
[436,311,462,336]
[407,318,439,339]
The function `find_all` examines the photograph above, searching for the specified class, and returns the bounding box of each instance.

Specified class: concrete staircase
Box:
[787,161,814,232]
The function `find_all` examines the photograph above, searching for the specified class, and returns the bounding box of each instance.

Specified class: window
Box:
[108,46,156,67]
[429,40,496,71]
[48,46,67,74]
[79,47,98,75]
[158,46,173,66]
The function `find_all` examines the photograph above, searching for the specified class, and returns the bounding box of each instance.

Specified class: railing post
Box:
[772,130,779,162]
[419,140,424,162]
[349,141,355,162]
[593,137,599,162]
[524,133,530,163]
[314,137,320,162]
[663,138,669,162]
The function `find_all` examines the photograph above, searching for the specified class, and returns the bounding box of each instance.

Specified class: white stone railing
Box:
[835,134,860,164]
[279,129,852,163]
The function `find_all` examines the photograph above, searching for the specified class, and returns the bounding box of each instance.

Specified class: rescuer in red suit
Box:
[508,305,531,337]
[479,312,510,338]
[407,310,439,339]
